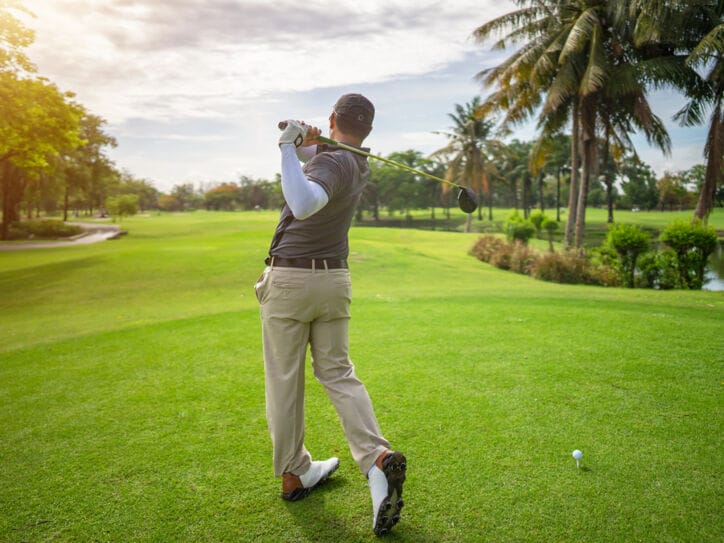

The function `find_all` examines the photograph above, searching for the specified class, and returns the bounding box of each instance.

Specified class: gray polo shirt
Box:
[270,145,369,260]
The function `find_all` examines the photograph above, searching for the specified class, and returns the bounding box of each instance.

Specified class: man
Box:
[254,94,406,536]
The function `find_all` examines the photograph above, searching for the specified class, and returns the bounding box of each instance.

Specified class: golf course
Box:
[1,210,721,542]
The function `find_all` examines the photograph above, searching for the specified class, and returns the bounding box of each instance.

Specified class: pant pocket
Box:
[254,269,270,303]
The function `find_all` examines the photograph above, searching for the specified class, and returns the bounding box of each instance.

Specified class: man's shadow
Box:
[282,476,439,542]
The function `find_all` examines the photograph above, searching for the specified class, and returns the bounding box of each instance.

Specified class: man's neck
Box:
[330,129,362,147]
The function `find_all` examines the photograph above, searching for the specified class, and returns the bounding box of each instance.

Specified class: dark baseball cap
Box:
[334,93,374,127]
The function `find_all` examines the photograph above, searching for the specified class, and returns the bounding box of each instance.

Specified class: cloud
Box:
[23,1,508,124]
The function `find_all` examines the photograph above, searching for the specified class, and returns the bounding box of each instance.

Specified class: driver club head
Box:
[457,187,479,213]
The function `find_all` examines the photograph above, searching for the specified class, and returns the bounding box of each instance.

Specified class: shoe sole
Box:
[281,459,340,502]
[374,451,406,536]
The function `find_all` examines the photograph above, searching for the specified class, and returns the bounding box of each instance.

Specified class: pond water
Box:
[703,241,724,291]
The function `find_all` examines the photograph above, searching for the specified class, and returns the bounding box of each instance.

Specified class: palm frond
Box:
[472,7,544,43]
[579,24,607,95]
[559,7,600,66]
[687,23,724,69]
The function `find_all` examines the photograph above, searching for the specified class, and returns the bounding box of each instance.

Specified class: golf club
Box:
[278,121,479,213]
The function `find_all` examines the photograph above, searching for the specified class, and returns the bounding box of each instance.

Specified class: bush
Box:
[504,212,536,244]
[542,217,559,251]
[470,235,507,263]
[659,220,718,289]
[636,249,681,289]
[530,251,620,286]
[604,223,651,288]
[6,220,83,240]
[489,243,513,270]
[529,210,545,237]
[106,194,139,222]
[509,241,539,275]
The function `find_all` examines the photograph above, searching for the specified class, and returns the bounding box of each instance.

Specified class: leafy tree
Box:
[60,111,117,219]
[168,183,202,211]
[659,219,718,289]
[116,172,159,212]
[605,223,651,287]
[619,156,658,210]
[371,150,428,218]
[504,211,536,244]
[542,215,559,251]
[204,183,240,210]
[106,194,138,223]
[0,74,83,238]
[0,0,35,73]
[657,171,693,211]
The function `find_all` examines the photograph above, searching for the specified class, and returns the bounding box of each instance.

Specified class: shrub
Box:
[470,235,507,263]
[636,249,681,289]
[489,243,513,270]
[542,217,559,251]
[604,223,651,288]
[659,220,718,289]
[106,194,139,222]
[504,212,536,244]
[530,251,620,286]
[529,210,545,237]
[509,241,539,275]
[6,220,83,240]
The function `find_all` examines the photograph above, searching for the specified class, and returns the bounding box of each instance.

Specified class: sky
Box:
[20,0,708,193]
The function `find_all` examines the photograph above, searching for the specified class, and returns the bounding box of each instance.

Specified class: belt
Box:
[265,256,348,269]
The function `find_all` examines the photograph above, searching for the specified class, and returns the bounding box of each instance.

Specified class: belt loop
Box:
[270,256,275,269]
[312,258,316,273]
[323,259,329,271]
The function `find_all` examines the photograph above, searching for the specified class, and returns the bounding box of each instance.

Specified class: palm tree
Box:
[473,0,671,247]
[432,97,499,232]
[530,133,571,221]
[627,0,722,223]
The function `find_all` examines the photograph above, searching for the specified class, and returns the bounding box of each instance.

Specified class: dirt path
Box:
[0,223,123,251]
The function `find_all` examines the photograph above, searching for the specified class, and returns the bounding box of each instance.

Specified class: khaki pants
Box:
[255,264,389,477]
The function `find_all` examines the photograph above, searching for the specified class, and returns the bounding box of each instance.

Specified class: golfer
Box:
[254,94,406,536]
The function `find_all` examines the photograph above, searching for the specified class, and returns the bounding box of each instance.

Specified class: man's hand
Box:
[300,123,321,147]
[278,120,308,147]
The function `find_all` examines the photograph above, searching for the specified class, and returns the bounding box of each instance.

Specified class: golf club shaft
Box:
[277,121,461,189]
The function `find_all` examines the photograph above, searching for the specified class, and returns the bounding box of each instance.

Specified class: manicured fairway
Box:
[1,211,721,542]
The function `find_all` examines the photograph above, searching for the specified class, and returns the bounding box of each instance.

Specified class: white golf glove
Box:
[278,120,307,148]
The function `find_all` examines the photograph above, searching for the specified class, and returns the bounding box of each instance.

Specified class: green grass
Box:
[1,211,722,542]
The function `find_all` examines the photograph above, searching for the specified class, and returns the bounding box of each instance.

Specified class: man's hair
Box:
[333,93,374,141]
[335,113,373,141]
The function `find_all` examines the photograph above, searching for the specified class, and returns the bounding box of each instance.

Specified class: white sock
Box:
[368,465,388,526]
[300,457,338,488]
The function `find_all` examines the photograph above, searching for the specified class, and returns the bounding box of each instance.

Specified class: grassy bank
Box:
[1,211,721,542]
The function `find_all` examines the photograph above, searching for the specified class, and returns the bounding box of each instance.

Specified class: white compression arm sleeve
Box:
[296,144,317,163]
[280,144,329,220]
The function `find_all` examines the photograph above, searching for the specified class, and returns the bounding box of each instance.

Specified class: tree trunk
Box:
[565,101,580,247]
[575,97,597,248]
[0,161,24,240]
[538,171,545,213]
[556,168,561,222]
[602,125,614,224]
[523,174,531,219]
[464,213,472,233]
[63,184,69,222]
[694,95,722,223]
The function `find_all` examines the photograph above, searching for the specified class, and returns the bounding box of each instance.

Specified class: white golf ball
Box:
[572,449,583,460]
